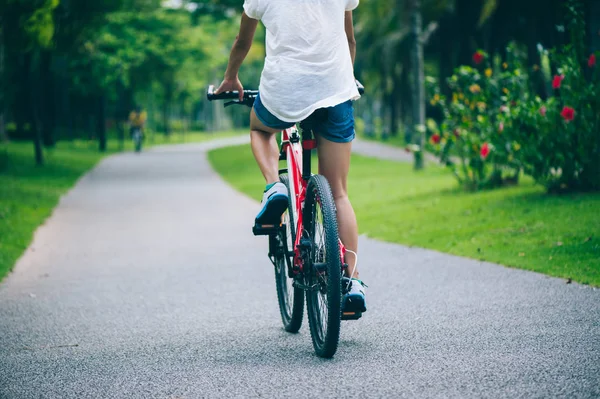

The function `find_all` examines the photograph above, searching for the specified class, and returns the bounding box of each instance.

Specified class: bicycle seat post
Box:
[299,121,316,181]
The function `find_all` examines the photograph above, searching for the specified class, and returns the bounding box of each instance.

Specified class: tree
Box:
[0,13,6,143]
[409,0,426,170]
[0,0,60,164]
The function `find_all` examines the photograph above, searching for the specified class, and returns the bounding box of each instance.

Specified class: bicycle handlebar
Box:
[206,85,259,101]
[206,80,365,107]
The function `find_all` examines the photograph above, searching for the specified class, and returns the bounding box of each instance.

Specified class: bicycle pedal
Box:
[252,222,281,236]
[342,311,362,321]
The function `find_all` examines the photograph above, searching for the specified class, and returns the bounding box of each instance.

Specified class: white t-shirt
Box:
[243,0,360,122]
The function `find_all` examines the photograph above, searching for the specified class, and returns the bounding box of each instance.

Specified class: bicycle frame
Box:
[205,83,359,275]
[280,126,346,274]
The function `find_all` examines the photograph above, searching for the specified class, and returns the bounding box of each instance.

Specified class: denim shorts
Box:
[253,93,355,143]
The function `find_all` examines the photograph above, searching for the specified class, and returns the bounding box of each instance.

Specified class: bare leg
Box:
[316,136,359,279]
[250,108,281,185]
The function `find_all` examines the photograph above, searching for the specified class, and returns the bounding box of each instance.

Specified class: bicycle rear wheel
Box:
[273,174,304,332]
[303,174,342,358]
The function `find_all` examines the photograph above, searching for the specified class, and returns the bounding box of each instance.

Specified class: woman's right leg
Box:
[316,136,360,279]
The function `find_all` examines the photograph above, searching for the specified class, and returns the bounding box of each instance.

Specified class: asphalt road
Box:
[1,137,599,398]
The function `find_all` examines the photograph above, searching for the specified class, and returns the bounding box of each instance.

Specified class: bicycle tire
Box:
[274,174,304,333]
[303,174,342,358]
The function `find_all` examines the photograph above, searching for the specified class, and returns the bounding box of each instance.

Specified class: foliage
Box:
[499,3,600,193]
[425,46,526,190]
[427,0,599,193]
[23,0,59,48]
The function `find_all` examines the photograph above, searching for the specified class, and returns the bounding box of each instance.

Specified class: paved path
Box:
[1,137,599,398]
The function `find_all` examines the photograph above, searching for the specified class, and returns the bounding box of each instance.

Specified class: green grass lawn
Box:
[0,130,245,281]
[208,144,600,286]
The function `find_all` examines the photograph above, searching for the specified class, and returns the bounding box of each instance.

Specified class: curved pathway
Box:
[0,137,599,398]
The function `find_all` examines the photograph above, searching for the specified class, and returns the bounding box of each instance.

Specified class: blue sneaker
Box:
[255,182,288,226]
[342,278,367,313]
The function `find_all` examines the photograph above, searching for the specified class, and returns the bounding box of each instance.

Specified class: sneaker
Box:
[255,182,289,225]
[342,278,367,313]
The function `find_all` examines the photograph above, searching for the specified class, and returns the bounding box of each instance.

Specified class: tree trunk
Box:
[0,18,6,143]
[29,52,44,166]
[115,82,130,151]
[389,92,398,137]
[410,0,425,170]
[40,50,55,147]
[0,32,8,143]
[97,94,107,152]
[400,62,412,144]
[162,102,170,137]
[14,54,33,140]
[389,69,401,137]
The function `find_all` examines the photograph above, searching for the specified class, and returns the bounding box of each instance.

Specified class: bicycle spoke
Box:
[311,196,330,343]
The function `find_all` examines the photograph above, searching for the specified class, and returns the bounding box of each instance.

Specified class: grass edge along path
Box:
[0,130,245,282]
[208,144,600,287]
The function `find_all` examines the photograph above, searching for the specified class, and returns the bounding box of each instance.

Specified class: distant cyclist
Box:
[215,0,366,313]
[128,105,147,138]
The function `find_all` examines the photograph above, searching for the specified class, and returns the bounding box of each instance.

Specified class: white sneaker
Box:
[343,278,367,313]
[255,182,288,225]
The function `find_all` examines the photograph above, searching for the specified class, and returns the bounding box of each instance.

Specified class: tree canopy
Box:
[0,0,596,164]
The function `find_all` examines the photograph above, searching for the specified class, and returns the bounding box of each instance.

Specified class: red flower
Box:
[539,106,547,117]
[480,143,490,159]
[431,134,441,144]
[560,106,575,122]
[552,75,565,89]
[589,54,596,68]
[472,51,484,65]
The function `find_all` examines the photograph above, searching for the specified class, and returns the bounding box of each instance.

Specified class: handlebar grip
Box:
[207,85,243,101]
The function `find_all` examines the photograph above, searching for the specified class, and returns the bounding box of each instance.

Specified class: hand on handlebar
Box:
[215,77,244,101]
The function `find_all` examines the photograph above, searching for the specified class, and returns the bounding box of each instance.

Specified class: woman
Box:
[215,0,366,313]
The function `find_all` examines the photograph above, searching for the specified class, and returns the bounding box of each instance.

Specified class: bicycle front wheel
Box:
[303,174,342,358]
[274,174,304,333]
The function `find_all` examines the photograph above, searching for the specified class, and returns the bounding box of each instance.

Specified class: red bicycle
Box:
[207,83,364,358]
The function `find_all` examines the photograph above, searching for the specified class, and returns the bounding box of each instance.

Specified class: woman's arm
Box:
[215,12,259,100]
[344,11,357,66]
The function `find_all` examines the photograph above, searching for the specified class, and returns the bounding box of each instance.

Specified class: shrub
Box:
[426,46,526,190]
[500,3,600,192]
[427,0,599,193]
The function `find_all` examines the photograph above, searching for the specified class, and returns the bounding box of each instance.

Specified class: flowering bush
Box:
[425,46,526,190]
[497,3,600,192]
[427,1,600,193]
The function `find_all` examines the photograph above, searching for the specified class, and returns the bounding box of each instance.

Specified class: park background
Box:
[1,0,599,285]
